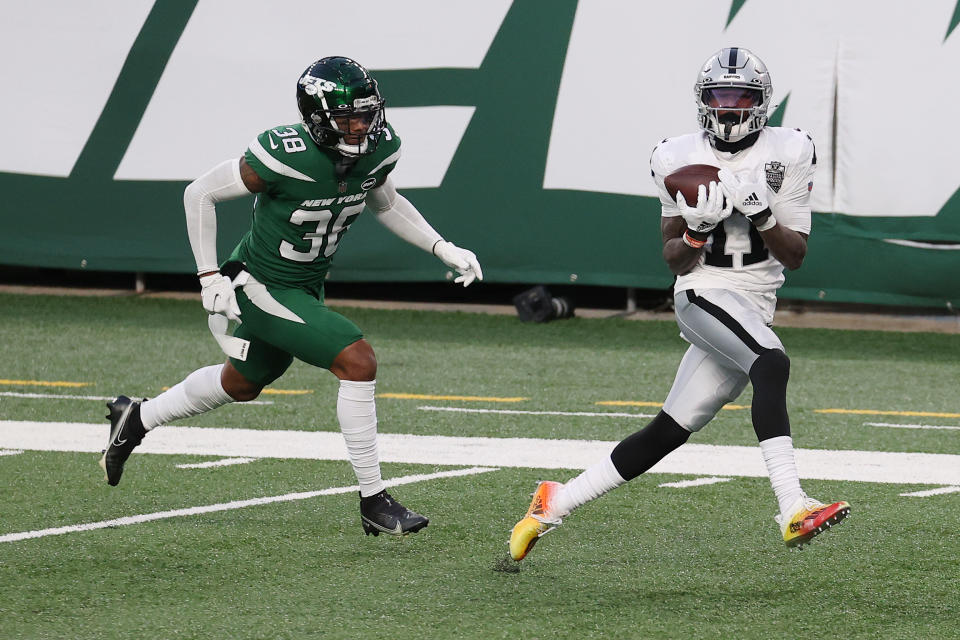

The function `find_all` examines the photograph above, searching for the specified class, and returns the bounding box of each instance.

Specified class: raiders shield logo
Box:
[765,161,785,193]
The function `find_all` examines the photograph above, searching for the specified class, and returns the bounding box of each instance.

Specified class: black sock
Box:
[610,411,691,481]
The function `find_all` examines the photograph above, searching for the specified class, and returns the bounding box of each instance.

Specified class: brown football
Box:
[663,164,721,205]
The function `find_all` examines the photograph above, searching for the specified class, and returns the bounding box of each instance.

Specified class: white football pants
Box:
[663,288,785,432]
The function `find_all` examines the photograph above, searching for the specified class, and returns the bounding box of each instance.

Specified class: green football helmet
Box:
[296,56,386,156]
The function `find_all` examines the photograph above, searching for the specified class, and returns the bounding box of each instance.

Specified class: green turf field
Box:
[1,292,958,639]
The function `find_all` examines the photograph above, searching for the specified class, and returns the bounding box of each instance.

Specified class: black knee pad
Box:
[749,349,791,441]
[750,349,790,387]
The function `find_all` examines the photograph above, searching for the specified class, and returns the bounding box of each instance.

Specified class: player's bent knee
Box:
[331,339,377,381]
[661,399,718,432]
[749,349,790,386]
[227,385,262,402]
[223,379,263,402]
[221,362,264,401]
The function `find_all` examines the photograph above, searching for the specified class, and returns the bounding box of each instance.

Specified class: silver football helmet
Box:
[695,47,772,142]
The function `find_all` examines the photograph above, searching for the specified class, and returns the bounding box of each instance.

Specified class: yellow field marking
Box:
[596,401,748,411]
[817,408,960,419]
[379,393,528,403]
[0,379,90,388]
[261,389,313,396]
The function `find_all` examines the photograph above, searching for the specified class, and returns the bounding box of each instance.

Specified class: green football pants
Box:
[227,276,363,386]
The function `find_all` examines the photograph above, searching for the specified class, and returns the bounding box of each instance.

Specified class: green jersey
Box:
[231,122,401,290]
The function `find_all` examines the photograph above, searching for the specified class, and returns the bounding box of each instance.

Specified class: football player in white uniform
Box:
[508,47,850,561]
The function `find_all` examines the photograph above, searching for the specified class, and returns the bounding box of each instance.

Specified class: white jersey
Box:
[651,127,816,296]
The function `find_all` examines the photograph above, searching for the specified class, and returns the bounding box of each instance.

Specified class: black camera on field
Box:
[512,285,576,323]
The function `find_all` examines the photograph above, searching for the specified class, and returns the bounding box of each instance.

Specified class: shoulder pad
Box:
[244,125,317,183]
[361,122,402,179]
[377,122,402,156]
[790,128,817,167]
[649,134,694,178]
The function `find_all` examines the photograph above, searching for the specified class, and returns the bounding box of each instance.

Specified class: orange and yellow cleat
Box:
[777,497,851,548]
[509,481,564,561]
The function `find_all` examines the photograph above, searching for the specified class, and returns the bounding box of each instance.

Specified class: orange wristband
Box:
[683,231,706,249]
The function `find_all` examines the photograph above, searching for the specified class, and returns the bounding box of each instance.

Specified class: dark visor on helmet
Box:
[701,87,761,109]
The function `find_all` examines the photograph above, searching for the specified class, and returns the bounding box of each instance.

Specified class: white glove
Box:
[718,167,772,225]
[433,240,484,287]
[199,273,241,321]
[676,181,733,234]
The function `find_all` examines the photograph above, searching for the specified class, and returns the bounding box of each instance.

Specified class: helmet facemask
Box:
[699,86,764,142]
[695,47,772,143]
[296,57,386,156]
[309,100,385,156]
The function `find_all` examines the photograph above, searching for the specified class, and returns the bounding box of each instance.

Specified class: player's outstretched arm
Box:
[368,177,483,287]
[183,158,256,319]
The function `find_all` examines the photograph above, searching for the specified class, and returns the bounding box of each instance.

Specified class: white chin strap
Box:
[335,138,369,156]
[713,118,753,142]
[701,104,764,143]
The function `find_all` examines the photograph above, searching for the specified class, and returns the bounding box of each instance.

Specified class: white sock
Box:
[139,364,234,430]
[552,455,626,518]
[760,435,805,516]
[337,379,384,498]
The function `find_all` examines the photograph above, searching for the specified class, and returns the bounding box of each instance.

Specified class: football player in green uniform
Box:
[99,57,482,537]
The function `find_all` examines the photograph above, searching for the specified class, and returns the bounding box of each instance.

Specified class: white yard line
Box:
[658,477,732,488]
[865,422,960,431]
[900,486,960,497]
[417,405,656,419]
[1,391,118,401]
[0,449,23,456]
[2,420,959,485]
[176,457,258,469]
[0,391,274,405]
[0,466,497,544]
